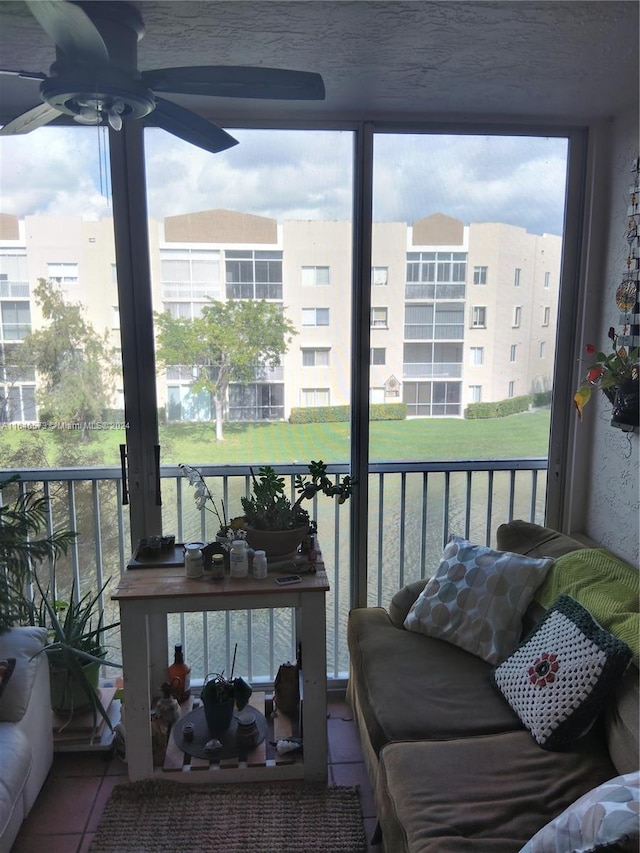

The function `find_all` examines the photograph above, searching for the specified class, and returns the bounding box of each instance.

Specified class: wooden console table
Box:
[112,567,329,783]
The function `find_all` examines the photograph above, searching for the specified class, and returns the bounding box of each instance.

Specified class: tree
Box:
[155,299,297,441]
[18,280,116,438]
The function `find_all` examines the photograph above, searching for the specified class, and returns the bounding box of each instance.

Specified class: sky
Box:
[0,126,569,236]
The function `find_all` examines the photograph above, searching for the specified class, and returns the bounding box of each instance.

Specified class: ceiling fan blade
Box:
[151,98,239,155]
[0,103,61,135]
[26,0,109,66]
[0,68,47,81]
[142,67,326,101]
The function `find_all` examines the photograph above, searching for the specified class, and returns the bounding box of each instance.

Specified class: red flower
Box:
[587,366,604,385]
[586,343,596,355]
[528,652,560,688]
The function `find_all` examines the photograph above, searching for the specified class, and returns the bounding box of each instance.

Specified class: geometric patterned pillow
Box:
[492,595,632,750]
[519,771,640,853]
[0,658,15,699]
[404,535,554,664]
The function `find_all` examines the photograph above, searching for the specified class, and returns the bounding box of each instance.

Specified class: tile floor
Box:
[11,699,379,853]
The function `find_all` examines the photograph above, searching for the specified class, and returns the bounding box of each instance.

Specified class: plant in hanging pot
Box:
[239,461,354,559]
[32,573,122,729]
[573,328,639,422]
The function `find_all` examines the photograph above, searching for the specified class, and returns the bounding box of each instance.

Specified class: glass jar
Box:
[184,542,204,578]
[211,553,225,580]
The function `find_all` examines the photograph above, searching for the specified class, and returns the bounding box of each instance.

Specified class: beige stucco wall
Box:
[580,111,639,566]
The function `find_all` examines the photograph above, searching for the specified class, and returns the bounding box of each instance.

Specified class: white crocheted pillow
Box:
[491,595,632,750]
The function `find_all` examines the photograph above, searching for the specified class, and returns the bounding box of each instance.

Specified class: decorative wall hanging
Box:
[574,157,639,432]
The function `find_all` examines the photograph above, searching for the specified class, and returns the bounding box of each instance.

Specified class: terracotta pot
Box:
[243,525,308,561]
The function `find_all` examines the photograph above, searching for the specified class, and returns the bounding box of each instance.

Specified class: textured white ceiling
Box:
[0,0,638,127]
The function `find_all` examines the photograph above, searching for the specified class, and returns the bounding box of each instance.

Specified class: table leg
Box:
[119,602,154,780]
[299,590,328,782]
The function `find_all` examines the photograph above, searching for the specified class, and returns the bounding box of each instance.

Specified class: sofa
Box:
[0,626,54,853]
[347,521,639,852]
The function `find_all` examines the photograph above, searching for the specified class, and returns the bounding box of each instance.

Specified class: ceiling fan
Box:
[0,0,325,153]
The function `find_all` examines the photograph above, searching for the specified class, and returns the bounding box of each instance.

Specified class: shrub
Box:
[532,391,552,408]
[465,395,532,419]
[289,403,406,424]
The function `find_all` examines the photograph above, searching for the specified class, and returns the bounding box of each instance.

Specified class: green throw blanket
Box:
[534,548,639,666]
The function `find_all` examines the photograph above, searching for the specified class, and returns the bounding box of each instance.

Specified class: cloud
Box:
[1,126,568,235]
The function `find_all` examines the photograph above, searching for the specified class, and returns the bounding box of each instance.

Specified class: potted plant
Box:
[239,461,353,559]
[34,575,122,728]
[574,328,639,421]
[32,573,122,729]
[0,474,76,632]
[200,645,252,733]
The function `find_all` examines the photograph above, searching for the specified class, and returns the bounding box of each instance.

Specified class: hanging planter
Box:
[611,377,640,431]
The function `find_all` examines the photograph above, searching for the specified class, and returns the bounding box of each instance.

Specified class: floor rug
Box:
[89,779,367,853]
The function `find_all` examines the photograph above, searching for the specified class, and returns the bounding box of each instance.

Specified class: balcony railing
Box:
[6,459,547,685]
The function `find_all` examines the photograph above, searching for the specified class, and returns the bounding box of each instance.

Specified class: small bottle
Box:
[168,644,191,702]
[253,549,267,579]
[211,553,225,580]
[308,534,318,565]
[184,543,203,578]
[230,539,249,578]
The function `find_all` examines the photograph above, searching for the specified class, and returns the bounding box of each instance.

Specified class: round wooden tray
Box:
[172,704,267,761]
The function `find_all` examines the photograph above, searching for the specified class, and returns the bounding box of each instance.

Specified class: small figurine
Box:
[155,681,181,728]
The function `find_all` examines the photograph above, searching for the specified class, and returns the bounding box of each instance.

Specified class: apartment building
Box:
[0,209,560,423]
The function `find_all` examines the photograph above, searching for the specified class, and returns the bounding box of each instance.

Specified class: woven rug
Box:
[89,779,367,853]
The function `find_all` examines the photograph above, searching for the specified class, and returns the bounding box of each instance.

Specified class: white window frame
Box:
[513,306,522,328]
[469,346,484,365]
[302,308,330,326]
[371,307,388,328]
[471,306,486,328]
[370,347,386,365]
[469,385,482,403]
[301,347,330,367]
[514,267,521,287]
[510,344,517,363]
[301,266,330,286]
[542,306,550,326]
[371,266,388,286]
[473,266,487,285]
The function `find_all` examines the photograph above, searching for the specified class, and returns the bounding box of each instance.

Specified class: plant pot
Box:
[203,698,234,733]
[611,378,639,431]
[49,659,101,715]
[243,525,308,561]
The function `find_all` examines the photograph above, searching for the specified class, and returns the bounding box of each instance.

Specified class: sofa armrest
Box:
[388,578,429,628]
[0,627,48,723]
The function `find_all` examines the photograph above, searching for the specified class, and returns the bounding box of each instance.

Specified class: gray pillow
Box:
[403,535,554,664]
[519,771,639,853]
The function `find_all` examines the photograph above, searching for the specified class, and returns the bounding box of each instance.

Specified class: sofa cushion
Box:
[0,725,32,841]
[377,730,617,853]
[520,771,640,853]
[348,606,523,757]
[534,549,639,666]
[491,596,632,751]
[604,666,640,775]
[0,659,15,699]
[389,578,429,628]
[404,535,553,664]
[0,627,48,723]
[496,520,586,560]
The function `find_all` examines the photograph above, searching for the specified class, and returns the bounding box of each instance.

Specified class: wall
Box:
[582,109,639,566]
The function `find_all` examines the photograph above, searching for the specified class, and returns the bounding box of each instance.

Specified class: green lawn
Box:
[0,410,551,468]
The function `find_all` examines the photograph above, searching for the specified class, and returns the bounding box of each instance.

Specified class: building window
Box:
[371,307,388,328]
[473,266,487,285]
[370,347,386,365]
[514,267,521,287]
[163,248,222,300]
[0,254,29,297]
[1,301,31,341]
[228,382,284,421]
[112,306,120,330]
[542,306,550,326]
[469,346,484,366]
[226,250,282,300]
[544,271,551,289]
[508,380,515,398]
[471,306,486,328]
[47,262,78,284]
[513,306,522,328]
[510,344,517,363]
[301,388,330,407]
[371,267,388,286]
[403,380,461,417]
[301,266,330,286]
[301,347,330,367]
[406,251,466,300]
[302,308,329,326]
[469,385,482,403]
[539,341,546,358]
